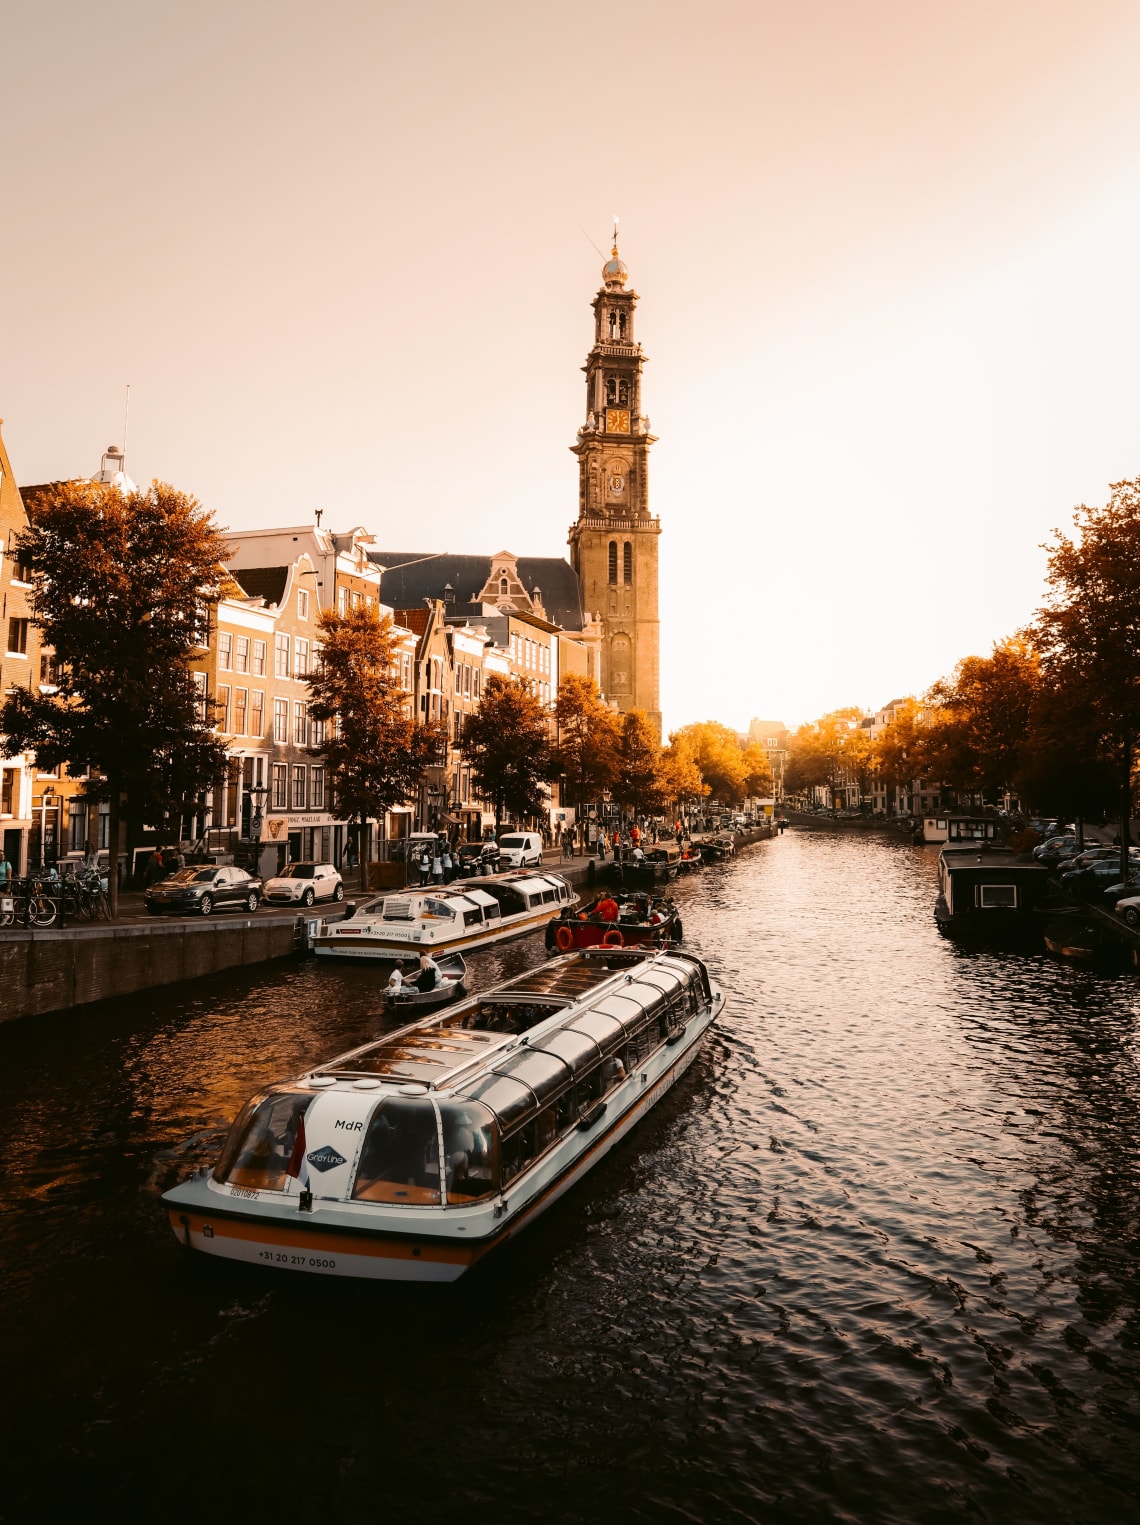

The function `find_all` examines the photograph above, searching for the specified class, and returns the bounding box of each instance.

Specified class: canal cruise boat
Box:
[545,893,682,952]
[314,871,578,961]
[934,845,1050,931]
[162,946,724,1282]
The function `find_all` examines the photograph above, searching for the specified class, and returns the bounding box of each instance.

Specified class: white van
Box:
[497,831,544,868]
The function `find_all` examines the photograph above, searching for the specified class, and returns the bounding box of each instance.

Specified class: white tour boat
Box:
[313,870,578,961]
[162,945,724,1281]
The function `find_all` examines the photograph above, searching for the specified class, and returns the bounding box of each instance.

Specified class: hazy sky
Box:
[6,0,1140,734]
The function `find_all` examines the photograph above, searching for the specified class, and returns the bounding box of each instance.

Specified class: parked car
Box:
[263,861,343,907]
[497,831,544,868]
[1100,875,1140,907]
[456,841,500,875]
[145,865,263,917]
[1059,860,1136,898]
[1033,834,1076,861]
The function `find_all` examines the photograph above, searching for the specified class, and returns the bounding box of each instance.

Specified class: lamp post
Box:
[38,786,56,869]
[248,781,268,869]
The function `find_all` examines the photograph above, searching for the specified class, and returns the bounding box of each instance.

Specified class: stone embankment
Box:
[4,826,775,1022]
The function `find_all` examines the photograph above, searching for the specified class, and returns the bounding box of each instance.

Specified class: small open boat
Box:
[676,845,704,874]
[700,832,736,862]
[384,952,467,1013]
[545,892,682,952]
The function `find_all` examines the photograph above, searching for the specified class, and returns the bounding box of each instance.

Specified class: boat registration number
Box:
[258,1250,337,1270]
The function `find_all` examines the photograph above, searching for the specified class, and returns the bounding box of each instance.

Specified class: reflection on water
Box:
[2,832,1139,1522]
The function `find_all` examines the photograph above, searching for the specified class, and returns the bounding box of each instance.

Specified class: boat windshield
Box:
[213,1089,311,1191]
[439,1100,497,1202]
[351,1097,442,1205]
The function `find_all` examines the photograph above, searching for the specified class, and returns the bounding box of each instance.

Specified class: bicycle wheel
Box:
[31,895,57,927]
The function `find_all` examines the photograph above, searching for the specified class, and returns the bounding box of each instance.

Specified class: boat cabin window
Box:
[439,1101,497,1203]
[466,1073,536,1130]
[493,1048,573,1105]
[214,1089,312,1192]
[422,898,456,921]
[977,884,1017,908]
[454,999,566,1034]
[352,1097,442,1205]
[541,888,556,903]
[462,908,483,927]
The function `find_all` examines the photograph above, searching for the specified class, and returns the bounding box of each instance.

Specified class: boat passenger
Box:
[597,896,620,923]
[387,966,405,991]
[413,952,440,991]
[601,1053,627,1090]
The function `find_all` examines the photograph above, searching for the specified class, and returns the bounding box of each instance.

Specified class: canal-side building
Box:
[0,422,41,874]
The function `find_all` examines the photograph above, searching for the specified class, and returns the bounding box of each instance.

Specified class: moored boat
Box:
[676,844,704,874]
[545,892,682,951]
[162,946,724,1282]
[314,871,578,961]
[934,845,1050,932]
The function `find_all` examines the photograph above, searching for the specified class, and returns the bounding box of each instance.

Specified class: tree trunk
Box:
[107,781,121,919]
[1121,735,1132,887]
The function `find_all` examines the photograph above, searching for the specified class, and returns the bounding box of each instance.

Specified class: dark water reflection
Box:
[2,832,1140,1522]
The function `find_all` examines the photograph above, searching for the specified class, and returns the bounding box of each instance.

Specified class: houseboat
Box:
[934,845,1050,931]
[314,871,578,961]
[162,945,724,1281]
[922,814,1003,847]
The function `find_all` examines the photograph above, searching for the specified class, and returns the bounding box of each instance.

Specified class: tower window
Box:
[608,541,618,584]
[623,542,632,585]
[608,309,626,340]
[605,375,629,406]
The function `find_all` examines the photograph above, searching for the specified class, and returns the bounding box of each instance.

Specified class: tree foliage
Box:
[0,479,231,914]
[612,708,666,815]
[553,673,620,809]
[659,732,707,808]
[923,637,1040,797]
[307,607,442,849]
[462,674,554,831]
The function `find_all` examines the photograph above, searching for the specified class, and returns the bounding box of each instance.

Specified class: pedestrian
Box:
[441,840,454,883]
[0,850,11,889]
[597,830,607,861]
[431,844,444,884]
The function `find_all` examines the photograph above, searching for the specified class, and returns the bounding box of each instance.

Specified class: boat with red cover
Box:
[545,891,682,952]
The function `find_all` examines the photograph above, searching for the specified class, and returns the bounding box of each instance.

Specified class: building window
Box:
[216,684,231,732]
[234,687,247,735]
[311,715,325,748]
[310,767,325,809]
[292,765,307,810]
[293,701,308,747]
[273,698,288,743]
[297,588,309,620]
[7,617,29,655]
[193,671,207,722]
[623,542,632,584]
[500,576,508,595]
[218,631,233,670]
[235,635,250,673]
[337,586,348,617]
[39,650,58,687]
[294,638,309,677]
[272,764,288,810]
[250,689,264,737]
[608,541,617,584]
[11,550,32,585]
[1,769,15,815]
[252,639,267,677]
[274,633,290,678]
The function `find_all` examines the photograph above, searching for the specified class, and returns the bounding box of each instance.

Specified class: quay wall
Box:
[3,914,302,1023]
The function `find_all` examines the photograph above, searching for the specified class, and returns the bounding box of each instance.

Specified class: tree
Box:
[659,732,707,815]
[671,721,747,803]
[307,607,442,873]
[923,636,1040,799]
[740,740,774,798]
[1031,478,1140,880]
[612,708,665,816]
[0,479,231,915]
[553,673,620,812]
[875,700,925,807]
[462,674,554,833]
[783,709,862,806]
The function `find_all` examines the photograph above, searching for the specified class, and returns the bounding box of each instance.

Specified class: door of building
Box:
[3,828,23,875]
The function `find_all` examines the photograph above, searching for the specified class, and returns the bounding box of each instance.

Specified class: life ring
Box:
[602,928,624,947]
[555,924,575,952]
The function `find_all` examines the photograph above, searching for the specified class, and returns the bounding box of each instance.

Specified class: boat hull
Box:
[164,998,718,1282]
[315,907,561,960]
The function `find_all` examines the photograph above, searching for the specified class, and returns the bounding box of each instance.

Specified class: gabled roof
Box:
[371,551,585,633]
[231,566,289,606]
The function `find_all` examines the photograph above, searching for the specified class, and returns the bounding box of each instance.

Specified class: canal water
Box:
[2,831,1139,1523]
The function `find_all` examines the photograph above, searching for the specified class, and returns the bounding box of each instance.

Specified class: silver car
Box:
[263,861,344,907]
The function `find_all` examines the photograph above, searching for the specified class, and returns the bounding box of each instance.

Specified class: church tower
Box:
[568,234,661,737]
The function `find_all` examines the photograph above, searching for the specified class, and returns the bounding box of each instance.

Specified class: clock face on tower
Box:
[605,408,631,434]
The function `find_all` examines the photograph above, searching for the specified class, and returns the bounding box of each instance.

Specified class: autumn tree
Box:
[783,709,862,805]
[923,636,1040,799]
[0,479,231,915]
[874,700,926,807]
[740,740,775,799]
[462,674,555,833]
[553,673,620,813]
[1031,478,1140,880]
[659,732,707,815]
[307,606,442,876]
[671,721,748,803]
[612,708,666,816]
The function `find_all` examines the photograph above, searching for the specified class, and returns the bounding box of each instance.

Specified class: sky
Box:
[5,0,1140,734]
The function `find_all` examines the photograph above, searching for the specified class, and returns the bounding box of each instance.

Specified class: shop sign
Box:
[261,817,290,843]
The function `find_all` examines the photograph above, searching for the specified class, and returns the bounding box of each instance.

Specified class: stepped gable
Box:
[371,551,585,632]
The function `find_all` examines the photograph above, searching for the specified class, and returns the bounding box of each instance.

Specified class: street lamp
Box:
[247,780,268,840]
[38,786,56,869]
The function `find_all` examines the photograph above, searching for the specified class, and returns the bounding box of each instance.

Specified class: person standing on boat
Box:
[441,840,454,883]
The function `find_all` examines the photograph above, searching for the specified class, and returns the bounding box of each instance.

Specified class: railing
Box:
[0,867,110,929]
